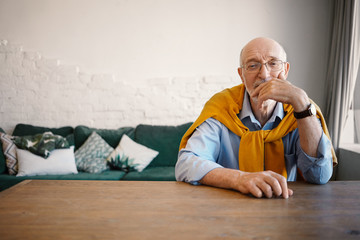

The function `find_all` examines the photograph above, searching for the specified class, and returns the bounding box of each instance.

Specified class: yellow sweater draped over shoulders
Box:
[179,84,337,178]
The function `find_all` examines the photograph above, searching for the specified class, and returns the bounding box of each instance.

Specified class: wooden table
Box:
[0,180,359,239]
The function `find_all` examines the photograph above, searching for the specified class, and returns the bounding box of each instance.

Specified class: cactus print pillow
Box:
[107,134,158,172]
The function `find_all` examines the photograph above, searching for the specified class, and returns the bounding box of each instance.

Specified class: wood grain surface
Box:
[0,180,359,239]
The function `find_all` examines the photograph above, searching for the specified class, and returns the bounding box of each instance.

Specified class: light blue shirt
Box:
[176,91,333,185]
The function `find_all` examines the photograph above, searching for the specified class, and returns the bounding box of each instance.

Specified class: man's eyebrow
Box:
[244,56,281,63]
[244,58,258,63]
[268,56,281,61]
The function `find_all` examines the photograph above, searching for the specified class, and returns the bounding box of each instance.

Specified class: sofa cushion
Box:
[74,125,135,150]
[75,132,114,173]
[134,122,192,167]
[107,134,158,172]
[13,124,73,137]
[16,147,78,177]
[0,128,6,174]
[121,166,176,181]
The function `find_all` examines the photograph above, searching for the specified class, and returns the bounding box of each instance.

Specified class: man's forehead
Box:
[241,38,286,63]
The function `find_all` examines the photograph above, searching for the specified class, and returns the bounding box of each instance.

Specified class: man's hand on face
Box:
[250,73,309,112]
[236,170,294,199]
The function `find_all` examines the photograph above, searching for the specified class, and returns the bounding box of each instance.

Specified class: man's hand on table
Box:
[200,168,293,199]
[235,170,293,199]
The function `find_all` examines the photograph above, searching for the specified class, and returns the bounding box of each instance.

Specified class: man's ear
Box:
[238,67,244,83]
[284,62,290,78]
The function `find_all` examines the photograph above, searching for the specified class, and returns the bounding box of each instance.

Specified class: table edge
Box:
[0,179,33,197]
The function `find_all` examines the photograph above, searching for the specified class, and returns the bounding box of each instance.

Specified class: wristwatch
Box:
[293,103,316,119]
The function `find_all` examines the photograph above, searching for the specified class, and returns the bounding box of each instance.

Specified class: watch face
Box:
[293,103,317,119]
[310,104,316,116]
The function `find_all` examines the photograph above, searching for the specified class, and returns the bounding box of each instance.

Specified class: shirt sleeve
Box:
[296,132,333,184]
[175,118,224,185]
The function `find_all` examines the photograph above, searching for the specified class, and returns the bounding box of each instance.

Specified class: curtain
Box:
[354,71,360,143]
[325,0,360,152]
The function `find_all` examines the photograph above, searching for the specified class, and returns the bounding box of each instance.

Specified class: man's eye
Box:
[248,63,259,69]
[269,61,278,66]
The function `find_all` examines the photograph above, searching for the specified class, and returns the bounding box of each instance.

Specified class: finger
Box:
[255,83,278,108]
[250,83,272,107]
[250,83,263,98]
[253,79,279,99]
[288,188,294,196]
[248,183,263,198]
[250,78,273,98]
[257,181,273,198]
[280,182,289,199]
[264,175,282,197]
[269,172,289,199]
[256,80,293,106]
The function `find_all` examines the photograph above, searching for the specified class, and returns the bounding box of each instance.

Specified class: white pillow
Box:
[107,134,158,172]
[16,146,78,177]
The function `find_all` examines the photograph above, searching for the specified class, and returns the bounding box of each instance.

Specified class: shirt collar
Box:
[239,91,285,129]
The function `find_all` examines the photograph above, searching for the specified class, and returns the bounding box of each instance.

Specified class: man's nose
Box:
[258,63,271,80]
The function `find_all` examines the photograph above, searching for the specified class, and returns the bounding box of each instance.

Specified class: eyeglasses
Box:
[241,60,285,73]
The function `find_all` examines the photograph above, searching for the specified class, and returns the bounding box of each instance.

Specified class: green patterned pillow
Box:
[74,131,114,173]
[13,132,69,158]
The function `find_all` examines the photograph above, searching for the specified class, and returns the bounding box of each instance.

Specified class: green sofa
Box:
[0,122,192,191]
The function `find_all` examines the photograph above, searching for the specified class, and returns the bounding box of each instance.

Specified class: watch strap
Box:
[293,104,315,119]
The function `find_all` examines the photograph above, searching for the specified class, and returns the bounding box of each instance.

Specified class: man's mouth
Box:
[254,80,265,89]
[253,77,272,89]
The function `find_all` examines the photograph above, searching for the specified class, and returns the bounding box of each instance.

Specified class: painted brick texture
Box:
[0,40,238,133]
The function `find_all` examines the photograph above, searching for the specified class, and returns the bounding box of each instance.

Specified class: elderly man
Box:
[175,37,337,199]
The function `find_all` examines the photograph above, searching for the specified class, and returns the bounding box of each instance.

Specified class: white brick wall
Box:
[0,40,239,133]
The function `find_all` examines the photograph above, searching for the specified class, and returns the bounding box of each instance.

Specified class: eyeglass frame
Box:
[240,59,287,73]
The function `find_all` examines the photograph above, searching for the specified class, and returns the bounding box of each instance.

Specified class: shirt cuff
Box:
[298,132,333,184]
[301,132,332,162]
[176,150,224,185]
